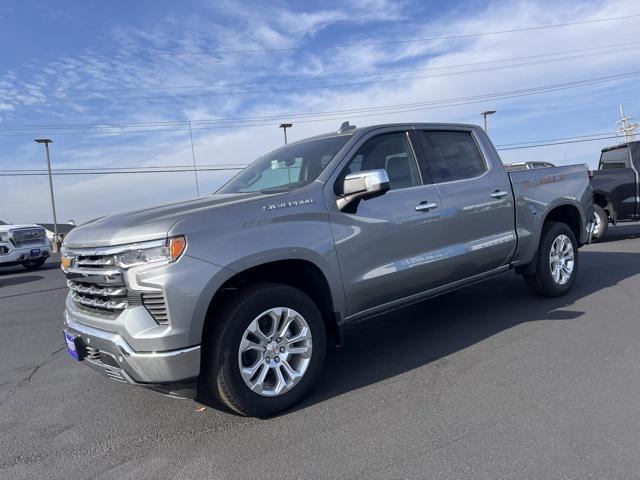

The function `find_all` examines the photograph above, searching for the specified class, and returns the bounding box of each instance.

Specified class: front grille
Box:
[65,246,169,324]
[65,250,127,317]
[75,255,116,269]
[11,228,47,248]
[68,280,128,316]
[142,292,169,324]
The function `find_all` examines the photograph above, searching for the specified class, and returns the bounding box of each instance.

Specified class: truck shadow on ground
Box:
[0,259,60,278]
[599,223,640,243]
[0,274,45,288]
[285,249,640,415]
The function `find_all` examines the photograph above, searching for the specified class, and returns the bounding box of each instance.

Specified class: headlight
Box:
[114,236,186,269]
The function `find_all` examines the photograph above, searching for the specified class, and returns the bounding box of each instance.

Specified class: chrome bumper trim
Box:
[64,316,200,384]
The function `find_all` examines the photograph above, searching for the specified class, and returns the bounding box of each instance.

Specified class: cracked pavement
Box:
[1,225,640,479]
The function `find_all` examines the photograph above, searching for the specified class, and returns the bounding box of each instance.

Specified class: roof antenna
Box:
[338,121,356,134]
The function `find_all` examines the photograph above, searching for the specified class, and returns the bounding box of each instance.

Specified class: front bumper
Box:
[64,314,201,388]
[0,243,51,265]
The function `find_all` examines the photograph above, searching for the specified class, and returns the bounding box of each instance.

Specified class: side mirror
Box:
[337,169,390,210]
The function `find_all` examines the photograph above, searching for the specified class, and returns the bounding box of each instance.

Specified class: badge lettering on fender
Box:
[263,199,314,211]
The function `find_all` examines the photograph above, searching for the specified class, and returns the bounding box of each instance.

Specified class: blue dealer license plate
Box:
[63,331,81,361]
[30,248,41,257]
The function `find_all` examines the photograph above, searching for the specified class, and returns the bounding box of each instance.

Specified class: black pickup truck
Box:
[591,140,640,240]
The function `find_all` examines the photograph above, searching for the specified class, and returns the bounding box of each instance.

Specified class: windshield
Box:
[218,135,351,194]
[599,147,630,169]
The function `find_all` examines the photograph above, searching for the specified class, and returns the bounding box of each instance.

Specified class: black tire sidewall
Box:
[22,258,46,270]
[212,284,326,417]
[537,222,579,295]
[593,205,608,240]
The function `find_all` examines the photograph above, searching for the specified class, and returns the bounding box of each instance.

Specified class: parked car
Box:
[590,140,640,240]
[504,161,556,171]
[61,122,594,417]
[0,224,51,270]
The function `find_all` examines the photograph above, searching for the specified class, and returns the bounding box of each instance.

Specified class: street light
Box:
[34,138,59,250]
[279,123,293,145]
[481,110,496,133]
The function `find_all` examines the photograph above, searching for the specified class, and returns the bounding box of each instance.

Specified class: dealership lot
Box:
[1,225,640,479]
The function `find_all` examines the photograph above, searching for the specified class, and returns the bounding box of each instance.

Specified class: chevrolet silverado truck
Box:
[590,140,640,240]
[0,223,51,270]
[61,123,594,417]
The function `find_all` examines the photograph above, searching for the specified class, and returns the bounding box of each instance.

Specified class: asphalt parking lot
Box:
[1,225,640,480]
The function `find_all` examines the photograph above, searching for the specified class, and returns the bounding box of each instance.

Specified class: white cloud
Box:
[1,0,639,223]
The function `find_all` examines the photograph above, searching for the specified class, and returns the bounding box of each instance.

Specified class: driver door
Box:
[328,131,447,318]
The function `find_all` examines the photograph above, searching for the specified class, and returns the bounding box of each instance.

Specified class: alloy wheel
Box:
[238,307,312,397]
[548,234,574,285]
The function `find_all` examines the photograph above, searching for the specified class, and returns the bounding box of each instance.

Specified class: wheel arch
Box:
[542,203,583,244]
[200,255,344,349]
[516,201,583,276]
[593,192,615,222]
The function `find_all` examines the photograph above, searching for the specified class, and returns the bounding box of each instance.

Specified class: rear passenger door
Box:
[413,129,516,282]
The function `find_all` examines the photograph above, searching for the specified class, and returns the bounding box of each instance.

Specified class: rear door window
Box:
[599,147,631,169]
[416,131,487,183]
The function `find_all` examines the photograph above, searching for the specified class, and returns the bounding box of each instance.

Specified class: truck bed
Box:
[508,164,593,266]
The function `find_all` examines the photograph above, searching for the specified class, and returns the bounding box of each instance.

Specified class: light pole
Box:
[35,138,59,249]
[279,123,292,145]
[188,122,200,198]
[481,110,496,133]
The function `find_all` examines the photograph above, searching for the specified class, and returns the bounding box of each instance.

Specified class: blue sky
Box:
[1,0,639,223]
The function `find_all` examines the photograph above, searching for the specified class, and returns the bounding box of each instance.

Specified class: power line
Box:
[0,166,244,177]
[2,71,639,136]
[0,133,627,177]
[495,131,616,147]
[0,163,247,172]
[496,135,622,150]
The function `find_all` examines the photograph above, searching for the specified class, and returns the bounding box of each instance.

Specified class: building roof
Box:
[36,223,76,234]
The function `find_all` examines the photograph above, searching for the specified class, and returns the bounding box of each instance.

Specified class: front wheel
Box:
[524,222,578,297]
[200,283,327,417]
[591,205,608,242]
[22,258,46,271]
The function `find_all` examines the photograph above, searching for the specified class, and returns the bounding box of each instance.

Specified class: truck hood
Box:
[63,193,264,248]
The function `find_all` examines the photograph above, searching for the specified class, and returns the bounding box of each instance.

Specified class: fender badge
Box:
[263,199,314,211]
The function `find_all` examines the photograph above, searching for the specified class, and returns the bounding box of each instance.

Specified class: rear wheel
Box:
[591,205,608,241]
[524,222,578,297]
[200,283,327,417]
[22,258,46,271]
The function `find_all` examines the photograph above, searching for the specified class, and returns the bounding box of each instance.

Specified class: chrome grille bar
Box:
[67,280,127,297]
[71,291,127,311]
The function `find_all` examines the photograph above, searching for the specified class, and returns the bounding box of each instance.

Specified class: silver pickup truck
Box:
[61,123,593,417]
[0,224,51,270]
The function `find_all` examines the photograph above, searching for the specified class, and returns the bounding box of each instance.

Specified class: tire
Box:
[591,205,608,242]
[524,222,578,297]
[22,258,47,271]
[200,283,327,417]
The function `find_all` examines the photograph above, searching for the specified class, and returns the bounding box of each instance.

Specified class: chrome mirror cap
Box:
[338,169,390,210]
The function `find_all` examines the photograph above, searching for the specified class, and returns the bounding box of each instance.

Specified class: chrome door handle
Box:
[490,190,509,199]
[414,202,438,212]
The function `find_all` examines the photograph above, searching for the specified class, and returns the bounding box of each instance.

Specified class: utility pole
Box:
[279,123,292,145]
[616,104,638,143]
[481,110,496,133]
[188,122,201,198]
[34,138,59,250]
